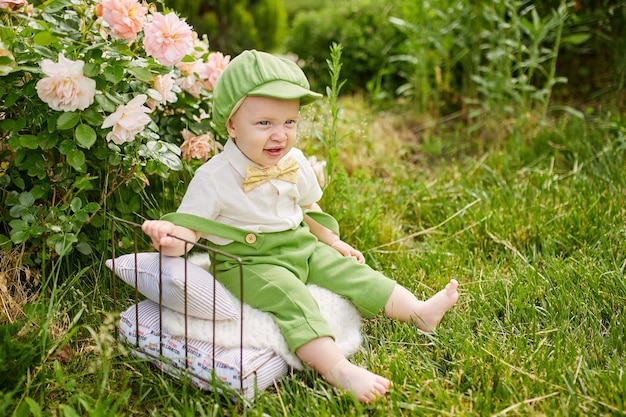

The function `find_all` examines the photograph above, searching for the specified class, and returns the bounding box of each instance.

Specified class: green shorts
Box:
[162,212,397,352]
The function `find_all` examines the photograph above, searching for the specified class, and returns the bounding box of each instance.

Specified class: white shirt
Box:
[177,139,323,244]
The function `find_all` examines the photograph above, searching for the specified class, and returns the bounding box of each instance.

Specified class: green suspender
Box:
[161,212,254,244]
[161,209,340,246]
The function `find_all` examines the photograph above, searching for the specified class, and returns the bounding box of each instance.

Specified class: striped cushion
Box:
[119,300,288,399]
[106,252,239,320]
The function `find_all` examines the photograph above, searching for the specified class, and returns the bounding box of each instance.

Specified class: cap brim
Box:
[248,80,323,105]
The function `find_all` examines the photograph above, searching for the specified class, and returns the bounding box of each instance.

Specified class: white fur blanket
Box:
[161,255,363,369]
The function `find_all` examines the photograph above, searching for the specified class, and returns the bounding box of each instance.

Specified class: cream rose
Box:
[101,94,152,145]
[35,53,96,112]
[147,73,177,109]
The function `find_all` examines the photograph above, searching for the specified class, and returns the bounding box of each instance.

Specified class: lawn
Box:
[3,94,624,416]
[1,0,625,414]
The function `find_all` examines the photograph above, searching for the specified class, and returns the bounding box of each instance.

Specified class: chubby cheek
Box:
[237,139,267,165]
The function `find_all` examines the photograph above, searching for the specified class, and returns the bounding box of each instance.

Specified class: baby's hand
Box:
[330,240,365,264]
[142,220,179,250]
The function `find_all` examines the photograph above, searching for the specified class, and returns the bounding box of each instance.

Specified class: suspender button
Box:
[245,233,257,244]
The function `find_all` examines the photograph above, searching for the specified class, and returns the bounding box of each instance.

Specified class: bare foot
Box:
[324,358,391,403]
[412,279,459,331]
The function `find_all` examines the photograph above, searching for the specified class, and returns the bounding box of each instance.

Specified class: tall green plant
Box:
[469,1,572,119]
[320,43,346,192]
[390,0,480,115]
[391,0,588,121]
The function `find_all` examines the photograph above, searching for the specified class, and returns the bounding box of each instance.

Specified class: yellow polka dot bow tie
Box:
[242,156,299,192]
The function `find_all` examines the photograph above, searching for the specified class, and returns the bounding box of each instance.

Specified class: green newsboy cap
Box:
[212,50,323,137]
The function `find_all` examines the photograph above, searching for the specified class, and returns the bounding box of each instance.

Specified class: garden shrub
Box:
[164,0,288,56]
[0,0,229,265]
[285,0,407,97]
[286,0,624,115]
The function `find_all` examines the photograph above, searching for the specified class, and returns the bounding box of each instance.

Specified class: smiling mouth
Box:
[265,148,283,156]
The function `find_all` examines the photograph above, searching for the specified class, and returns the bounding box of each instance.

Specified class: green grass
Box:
[2,99,625,416]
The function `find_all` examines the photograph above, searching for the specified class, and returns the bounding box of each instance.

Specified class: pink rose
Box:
[101,94,152,145]
[204,52,230,91]
[174,52,230,96]
[0,0,27,11]
[143,12,193,66]
[35,53,96,112]
[180,128,221,162]
[100,0,147,41]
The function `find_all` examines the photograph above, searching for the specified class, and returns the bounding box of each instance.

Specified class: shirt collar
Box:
[224,139,250,178]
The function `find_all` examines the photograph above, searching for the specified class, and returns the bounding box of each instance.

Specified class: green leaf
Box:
[72,175,96,192]
[562,34,591,46]
[10,229,30,244]
[59,139,76,155]
[33,31,59,47]
[66,149,86,170]
[39,130,59,150]
[104,65,124,84]
[48,233,78,257]
[42,0,73,13]
[18,192,35,207]
[0,119,16,132]
[75,241,92,255]
[3,90,20,108]
[75,124,97,149]
[0,234,12,251]
[94,94,117,113]
[127,66,154,82]
[82,62,100,78]
[105,43,133,56]
[550,105,585,120]
[57,112,80,130]
[0,27,15,43]
[89,213,104,228]
[9,205,27,218]
[70,197,82,212]
[140,140,182,171]
[31,185,48,199]
[74,211,89,222]
[19,135,40,150]
[9,219,30,231]
[47,113,59,133]
[8,134,21,150]
[10,172,25,190]
[81,108,104,126]
[83,202,100,213]
[23,397,43,417]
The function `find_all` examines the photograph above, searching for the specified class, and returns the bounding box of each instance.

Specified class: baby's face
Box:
[227,96,299,167]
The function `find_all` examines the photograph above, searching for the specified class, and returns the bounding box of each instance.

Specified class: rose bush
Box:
[0,0,229,263]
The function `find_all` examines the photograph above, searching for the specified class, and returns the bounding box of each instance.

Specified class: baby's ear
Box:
[226,118,236,139]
